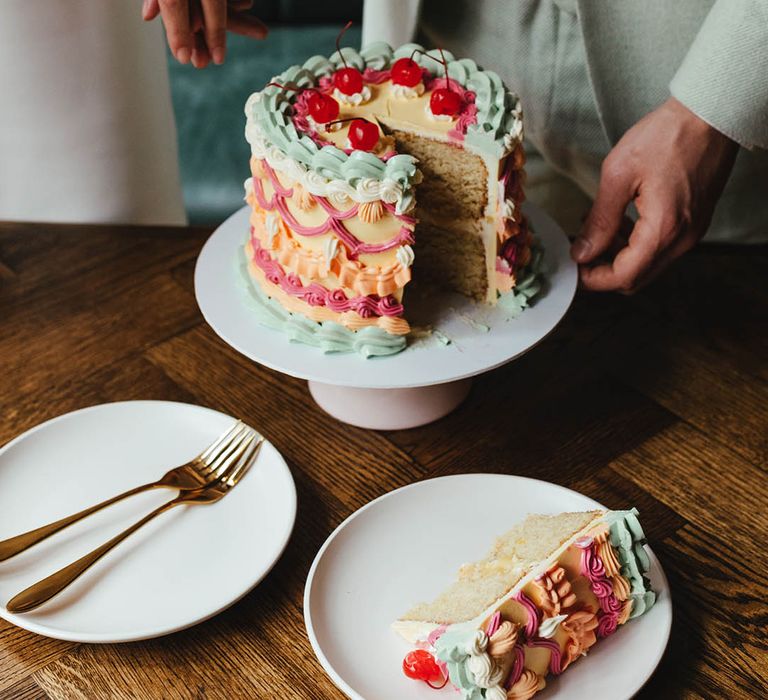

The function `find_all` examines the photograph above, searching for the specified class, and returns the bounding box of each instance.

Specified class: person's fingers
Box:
[159,0,193,63]
[192,31,212,68]
[142,0,161,21]
[579,217,665,293]
[633,229,698,286]
[571,153,636,264]
[227,12,269,38]
[190,0,204,32]
[201,0,227,64]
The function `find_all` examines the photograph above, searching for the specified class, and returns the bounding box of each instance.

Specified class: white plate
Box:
[0,401,297,643]
[304,474,672,700]
[195,203,577,389]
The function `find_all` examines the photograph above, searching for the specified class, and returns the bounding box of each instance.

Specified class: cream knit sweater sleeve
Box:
[670,0,768,150]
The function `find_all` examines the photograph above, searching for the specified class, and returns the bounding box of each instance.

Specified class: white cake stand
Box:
[194,204,577,430]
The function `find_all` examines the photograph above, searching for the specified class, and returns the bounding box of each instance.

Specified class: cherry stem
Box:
[266,81,299,92]
[438,47,450,88]
[336,20,354,70]
[425,676,449,690]
[324,117,364,131]
[408,48,453,90]
[267,81,324,97]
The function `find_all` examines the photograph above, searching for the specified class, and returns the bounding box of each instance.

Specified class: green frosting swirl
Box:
[245,42,523,198]
[605,508,657,618]
[434,626,486,700]
[496,242,546,317]
[239,261,407,358]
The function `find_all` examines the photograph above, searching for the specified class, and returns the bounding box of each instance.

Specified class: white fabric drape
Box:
[0,1,186,225]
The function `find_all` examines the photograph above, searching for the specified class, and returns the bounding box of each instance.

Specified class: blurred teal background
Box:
[166,2,362,224]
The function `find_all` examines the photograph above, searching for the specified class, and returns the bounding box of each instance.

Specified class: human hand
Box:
[142,0,268,68]
[570,97,738,293]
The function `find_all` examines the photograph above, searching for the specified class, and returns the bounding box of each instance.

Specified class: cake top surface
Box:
[245,42,523,214]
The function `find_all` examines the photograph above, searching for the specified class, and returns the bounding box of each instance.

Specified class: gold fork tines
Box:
[0,419,253,562]
[6,430,264,614]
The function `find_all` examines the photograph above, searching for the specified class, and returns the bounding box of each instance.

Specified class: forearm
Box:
[670,0,768,150]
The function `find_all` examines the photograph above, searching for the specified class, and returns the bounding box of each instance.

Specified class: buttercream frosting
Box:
[240,260,406,357]
[396,509,656,699]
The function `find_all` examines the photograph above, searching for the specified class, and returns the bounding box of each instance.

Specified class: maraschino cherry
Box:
[411,47,463,118]
[348,119,379,150]
[402,650,448,689]
[333,21,364,96]
[430,88,462,116]
[266,81,340,125]
[391,57,422,87]
[307,92,339,123]
[325,118,380,151]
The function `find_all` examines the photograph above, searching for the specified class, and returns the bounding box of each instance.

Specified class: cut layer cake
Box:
[243,39,543,357]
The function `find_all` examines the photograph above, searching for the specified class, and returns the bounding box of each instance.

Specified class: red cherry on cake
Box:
[402,650,444,684]
[430,87,462,116]
[391,57,422,87]
[333,67,364,96]
[348,119,379,151]
[307,92,339,123]
[332,21,365,95]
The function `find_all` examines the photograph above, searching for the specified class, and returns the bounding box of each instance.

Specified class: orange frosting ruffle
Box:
[245,243,410,335]
[247,196,411,297]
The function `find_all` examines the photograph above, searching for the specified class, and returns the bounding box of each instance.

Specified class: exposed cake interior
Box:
[401,511,601,625]
[388,128,492,302]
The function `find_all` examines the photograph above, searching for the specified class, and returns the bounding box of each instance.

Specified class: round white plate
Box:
[304,474,672,700]
[0,401,297,643]
[195,203,577,389]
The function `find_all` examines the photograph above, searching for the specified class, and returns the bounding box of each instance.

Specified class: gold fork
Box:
[0,420,251,562]
[6,429,263,614]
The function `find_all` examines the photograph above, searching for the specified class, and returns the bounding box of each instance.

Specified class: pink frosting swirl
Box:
[282,272,304,294]
[600,593,624,615]
[448,91,478,140]
[353,297,379,318]
[583,546,607,580]
[500,237,519,267]
[249,236,406,319]
[362,67,391,84]
[578,537,624,640]
[526,638,565,675]
[504,645,526,689]
[590,579,616,602]
[597,613,619,638]
[301,283,328,307]
[485,611,502,638]
[379,295,404,316]
[326,288,351,312]
[512,590,540,640]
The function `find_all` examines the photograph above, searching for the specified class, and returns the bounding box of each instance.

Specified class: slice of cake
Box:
[243,37,543,357]
[394,509,656,698]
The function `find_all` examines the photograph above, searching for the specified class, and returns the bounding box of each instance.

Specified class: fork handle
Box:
[5,496,183,614]
[0,481,159,562]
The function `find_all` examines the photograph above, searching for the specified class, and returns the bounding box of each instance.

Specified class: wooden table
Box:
[0,220,765,699]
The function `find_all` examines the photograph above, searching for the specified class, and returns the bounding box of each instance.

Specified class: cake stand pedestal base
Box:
[307,379,473,430]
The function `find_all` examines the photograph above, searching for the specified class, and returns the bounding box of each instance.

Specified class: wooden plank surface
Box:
[0,221,766,699]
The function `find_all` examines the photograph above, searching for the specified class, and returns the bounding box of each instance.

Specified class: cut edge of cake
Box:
[394,508,657,698]
[393,511,604,639]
